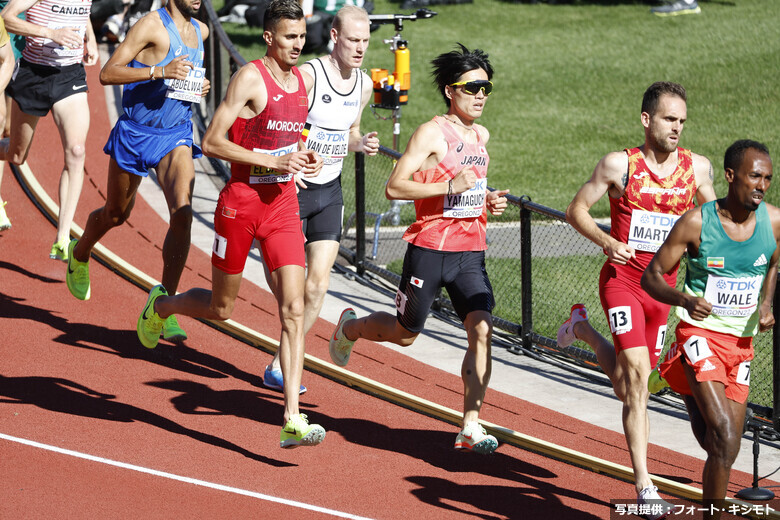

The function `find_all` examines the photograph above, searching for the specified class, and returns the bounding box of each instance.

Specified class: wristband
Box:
[161,66,165,80]
[149,65,155,79]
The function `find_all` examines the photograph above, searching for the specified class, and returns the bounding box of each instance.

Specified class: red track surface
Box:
[0,64,771,519]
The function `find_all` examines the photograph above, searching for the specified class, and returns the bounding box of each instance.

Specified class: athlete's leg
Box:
[0,99,37,164]
[73,158,142,262]
[683,364,747,520]
[573,320,618,383]
[612,346,654,493]
[342,311,418,346]
[51,93,89,245]
[155,265,242,321]
[155,146,195,295]
[461,310,492,426]
[302,239,340,333]
[268,264,306,424]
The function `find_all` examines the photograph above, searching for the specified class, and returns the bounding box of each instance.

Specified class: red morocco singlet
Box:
[403,116,490,252]
[228,60,308,188]
[609,147,696,282]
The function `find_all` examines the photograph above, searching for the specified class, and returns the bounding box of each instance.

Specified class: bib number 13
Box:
[608,306,632,335]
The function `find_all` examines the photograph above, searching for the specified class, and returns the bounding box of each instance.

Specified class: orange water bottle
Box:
[394,40,410,105]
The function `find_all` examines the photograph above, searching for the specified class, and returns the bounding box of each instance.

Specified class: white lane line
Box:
[0,432,373,520]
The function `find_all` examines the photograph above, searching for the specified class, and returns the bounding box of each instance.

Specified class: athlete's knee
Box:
[305,275,329,302]
[279,296,305,327]
[210,300,234,321]
[102,205,131,227]
[396,326,418,347]
[705,416,741,466]
[65,142,86,163]
[169,204,193,229]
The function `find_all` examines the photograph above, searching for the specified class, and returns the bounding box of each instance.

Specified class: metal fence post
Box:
[519,196,533,350]
[355,152,366,277]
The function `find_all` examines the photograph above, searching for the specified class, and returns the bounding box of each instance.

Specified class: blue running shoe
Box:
[263,366,307,394]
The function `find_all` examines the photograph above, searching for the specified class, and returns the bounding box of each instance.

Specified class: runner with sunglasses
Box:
[329,43,509,454]
[557,81,715,517]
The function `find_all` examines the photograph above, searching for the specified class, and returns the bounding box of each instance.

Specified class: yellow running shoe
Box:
[137,284,167,349]
[280,414,325,449]
[50,238,68,262]
[66,240,91,300]
[0,201,11,230]
[162,314,187,343]
[329,308,357,366]
[648,368,670,394]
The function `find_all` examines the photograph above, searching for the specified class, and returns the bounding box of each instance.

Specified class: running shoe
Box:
[263,366,307,394]
[162,315,187,343]
[329,308,357,366]
[66,240,91,300]
[454,421,499,454]
[648,368,670,394]
[280,413,325,448]
[557,303,589,348]
[137,284,167,349]
[0,201,10,230]
[50,238,68,262]
[637,485,672,520]
[651,0,700,16]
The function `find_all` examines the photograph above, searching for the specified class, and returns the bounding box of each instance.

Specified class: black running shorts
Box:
[297,176,344,243]
[395,244,495,333]
[9,58,88,116]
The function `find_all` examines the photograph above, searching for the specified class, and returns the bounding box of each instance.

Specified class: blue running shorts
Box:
[103,114,203,177]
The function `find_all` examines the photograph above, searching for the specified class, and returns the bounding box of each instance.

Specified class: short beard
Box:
[173,0,197,17]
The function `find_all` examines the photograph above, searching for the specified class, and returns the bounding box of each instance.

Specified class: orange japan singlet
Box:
[402,116,490,252]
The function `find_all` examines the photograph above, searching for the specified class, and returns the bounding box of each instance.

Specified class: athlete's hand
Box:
[83,34,98,67]
[683,296,712,321]
[276,150,321,176]
[487,189,510,216]
[361,132,379,156]
[201,78,211,97]
[603,240,636,265]
[758,303,775,332]
[451,166,477,194]
[50,27,83,50]
[164,57,195,80]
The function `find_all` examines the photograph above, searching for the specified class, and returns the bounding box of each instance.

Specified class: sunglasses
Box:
[450,80,493,96]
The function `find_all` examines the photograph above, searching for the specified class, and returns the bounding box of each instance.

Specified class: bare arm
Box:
[201,64,318,174]
[2,0,82,48]
[385,121,454,201]
[641,208,712,320]
[99,13,172,85]
[566,151,635,265]
[348,71,378,155]
[0,40,14,92]
[692,152,717,205]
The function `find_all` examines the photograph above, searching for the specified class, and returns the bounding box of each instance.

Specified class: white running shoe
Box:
[557,303,589,348]
[454,421,498,454]
[637,485,672,520]
[329,308,357,366]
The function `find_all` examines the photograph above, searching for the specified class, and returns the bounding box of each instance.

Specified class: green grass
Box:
[215,0,780,215]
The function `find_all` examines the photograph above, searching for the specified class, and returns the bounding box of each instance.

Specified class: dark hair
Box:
[431,43,493,107]
[263,0,304,32]
[641,81,686,115]
[724,139,771,172]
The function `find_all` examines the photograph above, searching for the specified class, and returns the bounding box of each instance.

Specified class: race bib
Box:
[443,177,487,219]
[304,124,348,166]
[44,23,85,58]
[654,324,667,359]
[249,144,297,184]
[165,66,206,103]
[682,335,712,365]
[703,274,763,317]
[608,305,632,335]
[736,360,751,386]
[395,289,408,315]
[627,209,680,253]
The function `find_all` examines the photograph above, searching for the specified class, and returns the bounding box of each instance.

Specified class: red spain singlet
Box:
[402,116,490,252]
[227,59,308,188]
[609,147,696,282]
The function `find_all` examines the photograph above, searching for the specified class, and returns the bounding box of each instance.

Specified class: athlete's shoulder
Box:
[474,122,490,144]
[194,18,209,40]
[599,150,630,176]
